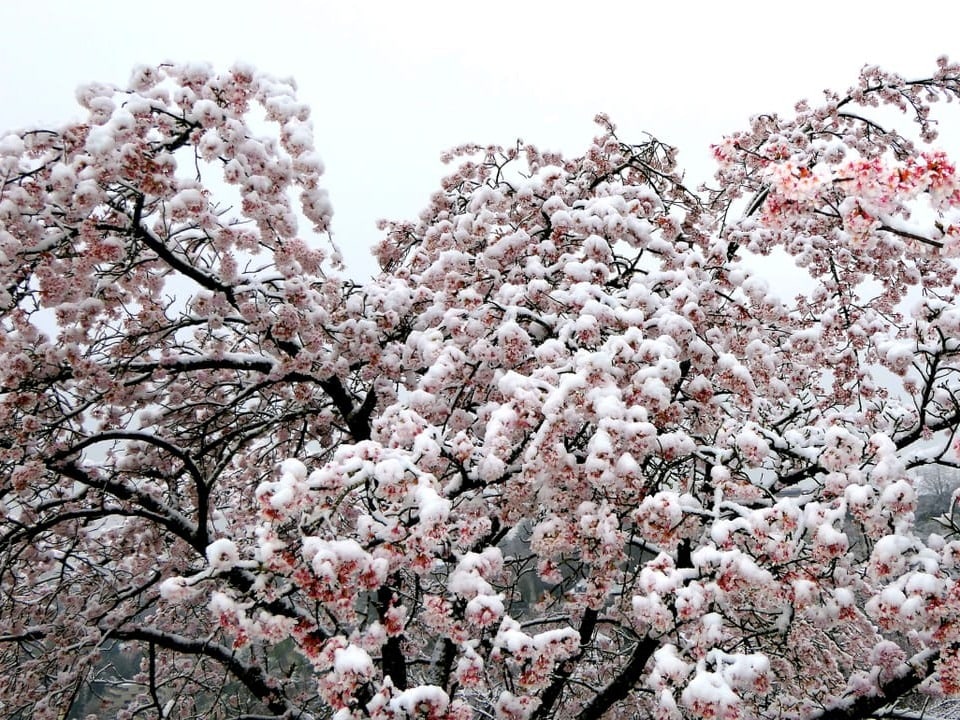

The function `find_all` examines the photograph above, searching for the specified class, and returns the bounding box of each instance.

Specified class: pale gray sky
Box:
[1,0,958,279]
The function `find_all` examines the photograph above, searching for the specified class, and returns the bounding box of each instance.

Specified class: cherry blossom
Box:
[3,58,960,720]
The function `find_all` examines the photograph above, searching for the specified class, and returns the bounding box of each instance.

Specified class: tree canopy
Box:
[3,60,960,720]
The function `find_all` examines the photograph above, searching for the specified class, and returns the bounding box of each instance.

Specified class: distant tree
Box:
[917,466,960,502]
[3,59,960,720]
[915,466,960,537]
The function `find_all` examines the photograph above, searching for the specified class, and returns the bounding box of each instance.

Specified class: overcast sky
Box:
[1,1,959,279]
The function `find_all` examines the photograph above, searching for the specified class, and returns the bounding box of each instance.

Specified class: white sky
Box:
[1,0,959,280]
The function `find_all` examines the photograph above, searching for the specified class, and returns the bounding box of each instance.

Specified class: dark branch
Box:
[810,648,940,720]
[377,583,407,690]
[109,627,295,717]
[575,634,658,720]
[532,607,599,720]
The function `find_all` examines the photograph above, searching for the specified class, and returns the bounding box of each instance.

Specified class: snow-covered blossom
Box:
[206,538,240,571]
[5,58,960,720]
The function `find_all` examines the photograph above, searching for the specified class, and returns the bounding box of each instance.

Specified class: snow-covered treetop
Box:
[3,59,960,720]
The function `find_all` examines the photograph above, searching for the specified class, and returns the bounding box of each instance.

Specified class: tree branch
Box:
[125,193,238,306]
[377,583,407,689]
[53,430,212,549]
[52,460,202,551]
[532,607,599,720]
[810,648,940,720]
[574,634,658,720]
[108,627,297,718]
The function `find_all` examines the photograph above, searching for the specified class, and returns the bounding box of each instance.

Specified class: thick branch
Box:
[319,376,374,442]
[811,648,940,720]
[124,355,276,376]
[53,430,211,548]
[56,431,204,486]
[121,355,372,441]
[377,583,407,689]
[575,634,658,720]
[532,607,599,720]
[126,197,238,306]
[109,627,295,717]
[53,460,202,551]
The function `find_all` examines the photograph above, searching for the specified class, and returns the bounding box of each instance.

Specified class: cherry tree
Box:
[3,59,960,720]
